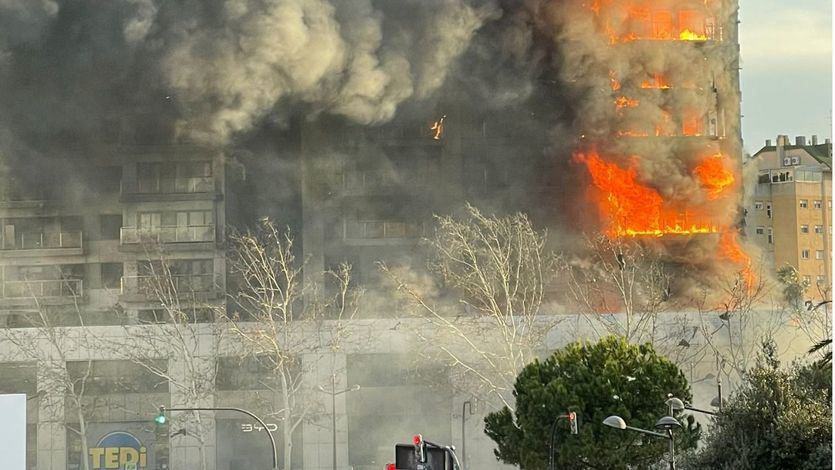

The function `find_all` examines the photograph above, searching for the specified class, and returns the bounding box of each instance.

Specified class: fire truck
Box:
[385,434,462,470]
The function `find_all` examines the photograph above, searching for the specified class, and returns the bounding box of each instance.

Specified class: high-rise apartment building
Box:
[0,2,750,470]
[747,134,832,298]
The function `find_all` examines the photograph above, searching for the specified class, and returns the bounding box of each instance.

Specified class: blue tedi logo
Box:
[89,431,147,469]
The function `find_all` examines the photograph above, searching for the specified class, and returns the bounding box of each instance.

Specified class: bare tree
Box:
[0,281,95,470]
[223,219,360,470]
[111,250,225,470]
[560,236,688,345]
[776,264,832,347]
[379,204,560,411]
[692,267,785,388]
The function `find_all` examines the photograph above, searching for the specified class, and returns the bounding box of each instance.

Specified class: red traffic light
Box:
[568,412,576,421]
[385,464,396,470]
[412,434,423,446]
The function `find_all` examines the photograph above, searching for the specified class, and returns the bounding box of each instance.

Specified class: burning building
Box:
[564,0,749,288]
[0,1,759,469]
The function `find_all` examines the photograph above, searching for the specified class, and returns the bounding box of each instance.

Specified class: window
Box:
[800,199,808,208]
[800,225,809,233]
[137,161,213,193]
[754,201,763,210]
[100,263,123,289]
[767,228,773,244]
[801,249,810,259]
[99,214,122,240]
[817,275,827,284]
[816,250,825,260]
[803,275,812,284]
[140,210,212,228]
[766,203,772,218]
[815,225,824,234]
[755,226,764,235]
[814,200,822,209]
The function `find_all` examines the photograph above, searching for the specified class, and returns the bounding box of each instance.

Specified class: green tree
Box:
[689,342,832,470]
[484,336,699,469]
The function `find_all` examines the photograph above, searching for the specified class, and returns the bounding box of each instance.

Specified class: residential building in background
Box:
[746,134,832,298]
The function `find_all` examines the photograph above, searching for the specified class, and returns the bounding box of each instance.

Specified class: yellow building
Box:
[747,135,832,298]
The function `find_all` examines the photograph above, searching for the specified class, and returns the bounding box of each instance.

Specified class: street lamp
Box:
[666,397,718,417]
[317,375,361,470]
[603,415,681,470]
[461,400,476,469]
[156,405,277,469]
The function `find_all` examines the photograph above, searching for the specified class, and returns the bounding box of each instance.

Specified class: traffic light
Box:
[568,411,578,435]
[385,464,396,470]
[413,434,426,463]
[154,406,167,425]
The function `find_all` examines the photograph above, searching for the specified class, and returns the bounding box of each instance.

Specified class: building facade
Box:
[746,134,832,297]
[0,2,771,470]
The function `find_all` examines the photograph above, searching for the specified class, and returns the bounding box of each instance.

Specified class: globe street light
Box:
[603,415,681,470]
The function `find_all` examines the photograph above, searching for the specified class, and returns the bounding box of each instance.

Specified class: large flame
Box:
[576,150,719,237]
[719,231,756,289]
[694,154,735,200]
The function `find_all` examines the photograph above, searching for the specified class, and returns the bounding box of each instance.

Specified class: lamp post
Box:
[461,400,475,469]
[603,415,681,470]
[157,405,277,469]
[317,374,360,470]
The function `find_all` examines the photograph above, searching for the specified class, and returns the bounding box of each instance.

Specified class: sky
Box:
[739,0,832,154]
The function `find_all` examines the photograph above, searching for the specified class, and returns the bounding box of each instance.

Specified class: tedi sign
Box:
[89,431,148,469]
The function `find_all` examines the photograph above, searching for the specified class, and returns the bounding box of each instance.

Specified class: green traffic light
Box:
[155,414,167,425]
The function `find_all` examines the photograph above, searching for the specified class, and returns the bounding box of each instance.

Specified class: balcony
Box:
[0,232,84,258]
[121,177,217,202]
[0,279,84,307]
[343,220,428,245]
[119,274,221,302]
[120,225,215,249]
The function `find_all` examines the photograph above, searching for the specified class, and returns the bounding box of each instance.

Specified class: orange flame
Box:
[609,71,621,91]
[430,115,446,140]
[682,113,704,136]
[641,73,670,89]
[577,150,719,238]
[719,231,755,289]
[694,155,735,200]
[617,130,649,137]
[679,29,708,41]
[614,96,639,111]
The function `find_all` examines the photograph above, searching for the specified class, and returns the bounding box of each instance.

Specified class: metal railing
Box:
[120,274,217,296]
[120,225,215,244]
[344,220,428,240]
[1,279,83,299]
[1,232,83,250]
[136,177,214,194]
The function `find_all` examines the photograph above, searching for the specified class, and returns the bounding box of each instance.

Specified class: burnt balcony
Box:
[120,225,215,249]
[119,274,221,303]
[0,232,84,258]
[0,279,84,307]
